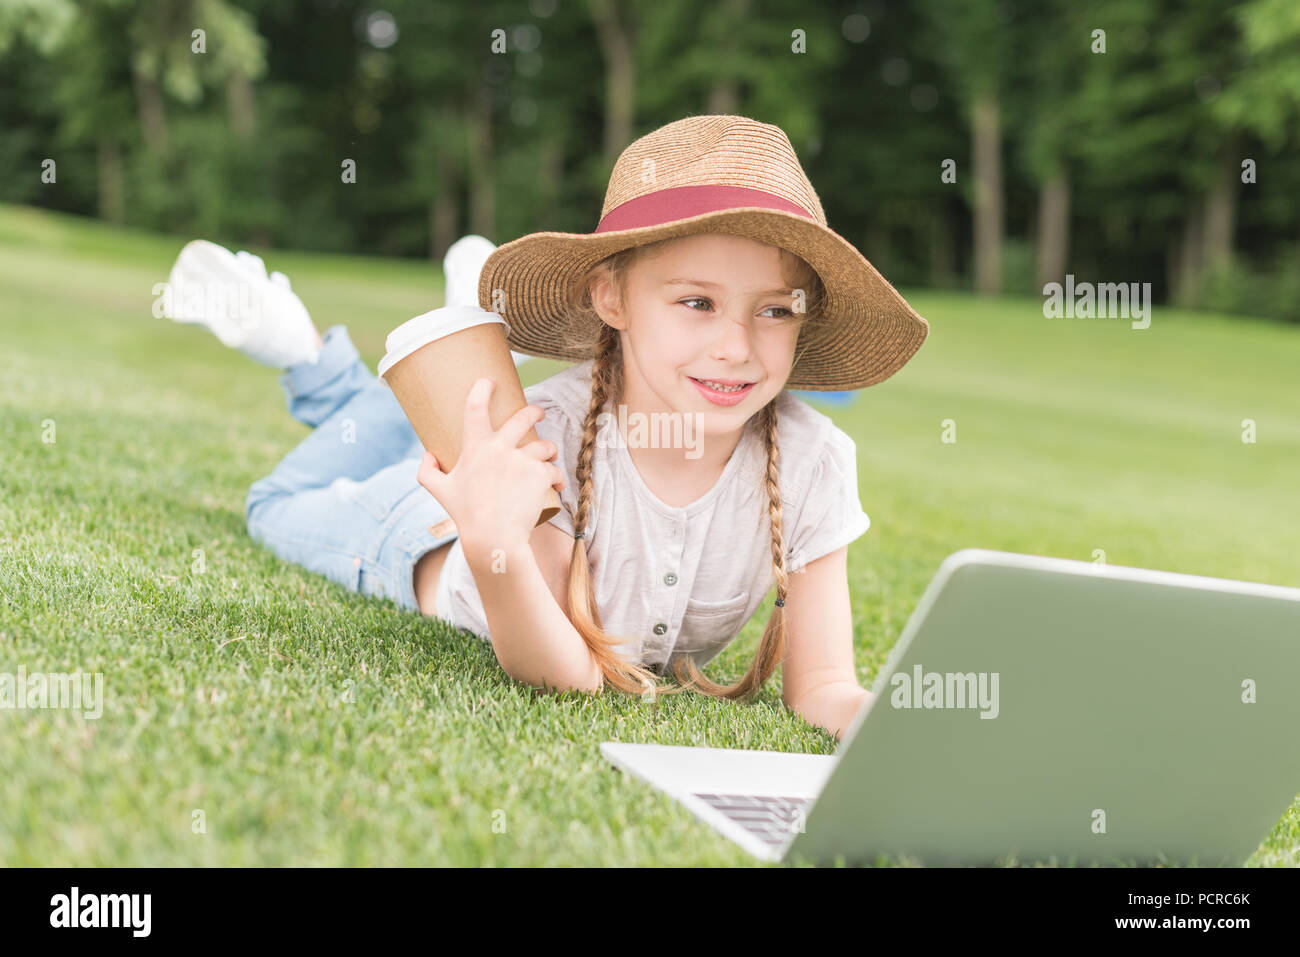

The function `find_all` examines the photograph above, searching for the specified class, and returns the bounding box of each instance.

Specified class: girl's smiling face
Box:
[590,233,808,436]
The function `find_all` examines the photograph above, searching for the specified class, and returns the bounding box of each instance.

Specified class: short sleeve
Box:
[530,392,579,538]
[786,426,871,572]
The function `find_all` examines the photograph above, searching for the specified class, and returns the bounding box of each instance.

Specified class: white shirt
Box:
[434,359,871,675]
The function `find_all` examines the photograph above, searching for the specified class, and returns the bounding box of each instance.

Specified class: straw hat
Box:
[476,114,929,391]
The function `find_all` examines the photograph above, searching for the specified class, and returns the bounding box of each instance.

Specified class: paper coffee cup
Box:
[380,306,561,528]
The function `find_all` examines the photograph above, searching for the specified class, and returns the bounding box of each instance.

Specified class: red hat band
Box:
[593,184,816,234]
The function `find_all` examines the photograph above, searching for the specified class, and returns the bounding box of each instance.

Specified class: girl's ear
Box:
[590,268,627,331]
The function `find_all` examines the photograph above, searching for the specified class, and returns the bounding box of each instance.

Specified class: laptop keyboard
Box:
[691,792,812,847]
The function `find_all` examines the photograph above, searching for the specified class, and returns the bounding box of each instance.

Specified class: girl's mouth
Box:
[689,376,756,406]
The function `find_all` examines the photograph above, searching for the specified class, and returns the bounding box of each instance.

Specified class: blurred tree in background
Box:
[1,0,1297,320]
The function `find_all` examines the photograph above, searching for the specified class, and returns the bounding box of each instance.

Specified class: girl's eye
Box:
[679,298,795,320]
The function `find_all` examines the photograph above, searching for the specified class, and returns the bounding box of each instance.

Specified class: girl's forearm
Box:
[463,539,602,694]
[793,681,873,742]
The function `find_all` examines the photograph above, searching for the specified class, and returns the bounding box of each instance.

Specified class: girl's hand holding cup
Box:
[416,376,566,562]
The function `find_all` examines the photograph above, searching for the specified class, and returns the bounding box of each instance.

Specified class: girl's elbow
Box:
[505,658,603,696]
[562,658,605,696]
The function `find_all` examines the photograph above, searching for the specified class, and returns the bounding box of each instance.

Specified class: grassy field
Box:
[1,202,1297,866]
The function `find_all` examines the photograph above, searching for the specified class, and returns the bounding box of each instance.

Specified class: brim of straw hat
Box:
[476,206,930,392]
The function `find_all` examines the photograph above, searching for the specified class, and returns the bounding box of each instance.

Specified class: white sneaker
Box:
[443,234,531,368]
[162,240,322,369]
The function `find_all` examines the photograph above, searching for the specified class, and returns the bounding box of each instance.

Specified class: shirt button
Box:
[653,623,667,636]
[663,572,677,585]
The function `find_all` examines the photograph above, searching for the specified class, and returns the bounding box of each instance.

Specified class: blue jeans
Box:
[244,324,458,612]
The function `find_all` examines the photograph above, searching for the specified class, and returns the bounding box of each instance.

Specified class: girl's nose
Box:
[709,309,756,359]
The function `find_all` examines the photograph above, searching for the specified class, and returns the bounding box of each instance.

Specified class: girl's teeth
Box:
[701,380,746,392]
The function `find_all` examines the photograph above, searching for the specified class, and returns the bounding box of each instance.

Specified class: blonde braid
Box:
[669,399,789,700]
[566,322,684,696]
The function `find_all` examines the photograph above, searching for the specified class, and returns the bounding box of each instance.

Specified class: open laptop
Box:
[600,549,1300,865]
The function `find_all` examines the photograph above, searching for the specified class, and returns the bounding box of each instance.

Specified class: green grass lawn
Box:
[1,202,1297,866]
